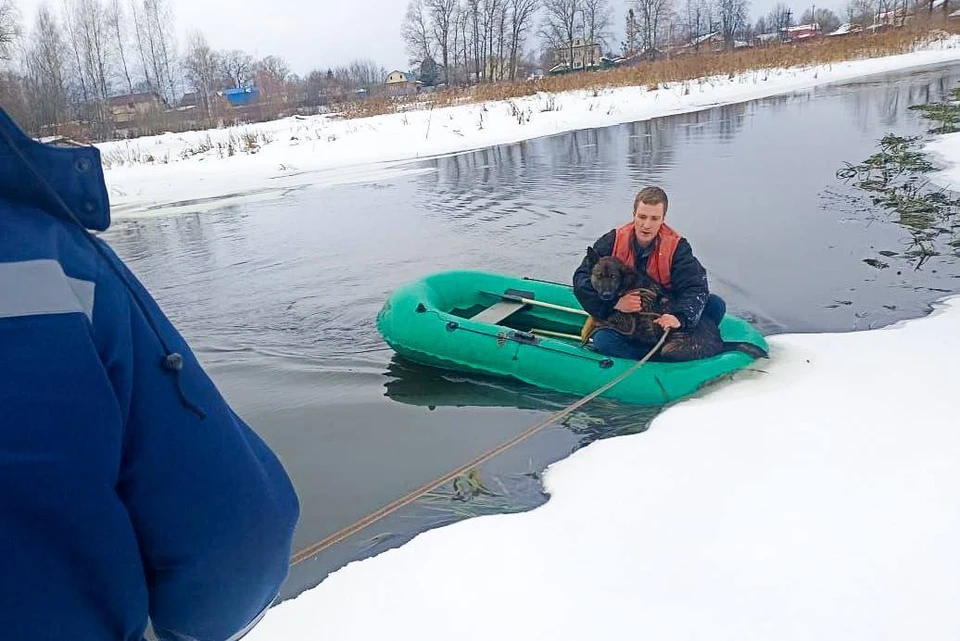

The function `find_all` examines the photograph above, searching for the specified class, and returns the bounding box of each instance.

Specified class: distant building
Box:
[178,92,200,109]
[826,23,863,36]
[220,86,259,107]
[556,38,603,72]
[384,70,420,97]
[784,23,821,40]
[681,31,723,52]
[107,91,167,123]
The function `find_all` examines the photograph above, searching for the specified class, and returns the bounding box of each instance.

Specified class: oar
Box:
[485,289,661,319]
[482,289,589,317]
[530,328,584,341]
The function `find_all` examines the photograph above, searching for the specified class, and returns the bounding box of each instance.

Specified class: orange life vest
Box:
[611,221,682,289]
[580,223,683,344]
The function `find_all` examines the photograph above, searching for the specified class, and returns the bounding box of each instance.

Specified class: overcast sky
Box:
[12,0,847,78]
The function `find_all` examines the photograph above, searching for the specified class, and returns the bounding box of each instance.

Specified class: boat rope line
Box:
[446,321,614,366]
[288,328,671,568]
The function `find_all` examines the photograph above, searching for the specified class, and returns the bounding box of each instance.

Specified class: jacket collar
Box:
[632,232,657,261]
[0,107,111,231]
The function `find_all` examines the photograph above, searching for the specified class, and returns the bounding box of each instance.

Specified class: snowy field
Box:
[98,35,960,217]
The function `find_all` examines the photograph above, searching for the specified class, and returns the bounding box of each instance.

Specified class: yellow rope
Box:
[289,328,671,567]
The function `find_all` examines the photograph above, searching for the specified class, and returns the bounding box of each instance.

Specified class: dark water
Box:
[100,61,960,601]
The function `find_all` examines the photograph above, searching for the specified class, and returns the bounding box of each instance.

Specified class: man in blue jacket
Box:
[0,106,300,640]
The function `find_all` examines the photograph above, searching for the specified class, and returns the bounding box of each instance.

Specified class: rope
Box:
[289,327,671,567]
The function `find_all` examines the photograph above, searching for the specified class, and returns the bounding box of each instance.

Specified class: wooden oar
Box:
[484,289,660,320]
[481,289,589,317]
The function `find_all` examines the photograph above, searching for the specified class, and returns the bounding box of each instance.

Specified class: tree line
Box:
[0,0,396,139]
[0,0,942,141]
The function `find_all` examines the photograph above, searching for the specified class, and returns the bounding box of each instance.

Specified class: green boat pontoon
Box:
[376,270,768,405]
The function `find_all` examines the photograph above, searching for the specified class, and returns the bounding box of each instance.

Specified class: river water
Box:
[100,61,960,600]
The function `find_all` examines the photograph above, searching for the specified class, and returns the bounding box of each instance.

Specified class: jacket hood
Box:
[0,107,111,231]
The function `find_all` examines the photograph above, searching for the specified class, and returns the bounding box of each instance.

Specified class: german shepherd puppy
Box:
[584,247,768,362]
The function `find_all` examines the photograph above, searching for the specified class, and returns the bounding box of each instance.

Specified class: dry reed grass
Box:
[337,23,960,120]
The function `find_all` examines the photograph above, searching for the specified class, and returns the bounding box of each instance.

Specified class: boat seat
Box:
[470,300,526,325]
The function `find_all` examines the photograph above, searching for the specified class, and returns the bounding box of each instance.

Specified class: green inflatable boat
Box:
[376,270,768,405]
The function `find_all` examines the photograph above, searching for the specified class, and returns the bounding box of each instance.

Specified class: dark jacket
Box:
[0,107,299,641]
[573,228,710,330]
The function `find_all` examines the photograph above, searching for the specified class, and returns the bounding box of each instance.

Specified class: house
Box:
[754,31,783,45]
[107,91,167,124]
[484,58,510,81]
[557,38,603,71]
[384,70,420,97]
[386,70,413,84]
[827,22,863,36]
[682,31,723,52]
[177,92,200,109]
[220,86,259,107]
[784,23,821,40]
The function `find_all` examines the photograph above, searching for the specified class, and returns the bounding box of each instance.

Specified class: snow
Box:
[99,35,960,217]
[230,42,960,641]
[246,295,960,640]
[926,129,960,188]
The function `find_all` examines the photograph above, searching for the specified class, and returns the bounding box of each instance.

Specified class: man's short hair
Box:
[633,186,668,215]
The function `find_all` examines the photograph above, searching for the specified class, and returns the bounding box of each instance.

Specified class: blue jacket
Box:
[0,108,300,640]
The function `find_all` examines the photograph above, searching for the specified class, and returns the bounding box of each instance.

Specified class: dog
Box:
[583,247,768,362]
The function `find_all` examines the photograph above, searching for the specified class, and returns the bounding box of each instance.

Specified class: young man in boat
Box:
[572,185,726,360]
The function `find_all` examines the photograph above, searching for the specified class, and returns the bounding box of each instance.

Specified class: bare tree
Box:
[683,0,711,47]
[401,0,435,66]
[348,59,386,88]
[450,1,463,84]
[508,0,539,79]
[182,31,220,117]
[130,0,177,102]
[23,6,68,131]
[800,6,840,32]
[480,0,507,81]
[219,49,253,88]
[426,0,456,84]
[62,0,113,132]
[463,0,483,81]
[63,0,91,106]
[540,0,580,71]
[251,55,290,106]
[455,3,474,83]
[636,0,671,58]
[487,0,508,81]
[581,0,612,50]
[715,0,748,49]
[256,55,289,85]
[107,0,134,93]
[624,7,638,54]
[332,58,386,92]
[1,0,20,61]
[766,2,793,34]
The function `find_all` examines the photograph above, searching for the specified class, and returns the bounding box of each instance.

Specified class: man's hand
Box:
[614,291,643,313]
[655,314,681,330]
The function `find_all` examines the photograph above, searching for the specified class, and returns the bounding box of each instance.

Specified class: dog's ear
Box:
[586,246,600,266]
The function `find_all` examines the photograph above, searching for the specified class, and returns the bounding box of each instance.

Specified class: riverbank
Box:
[99,33,960,218]
[242,197,960,641]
